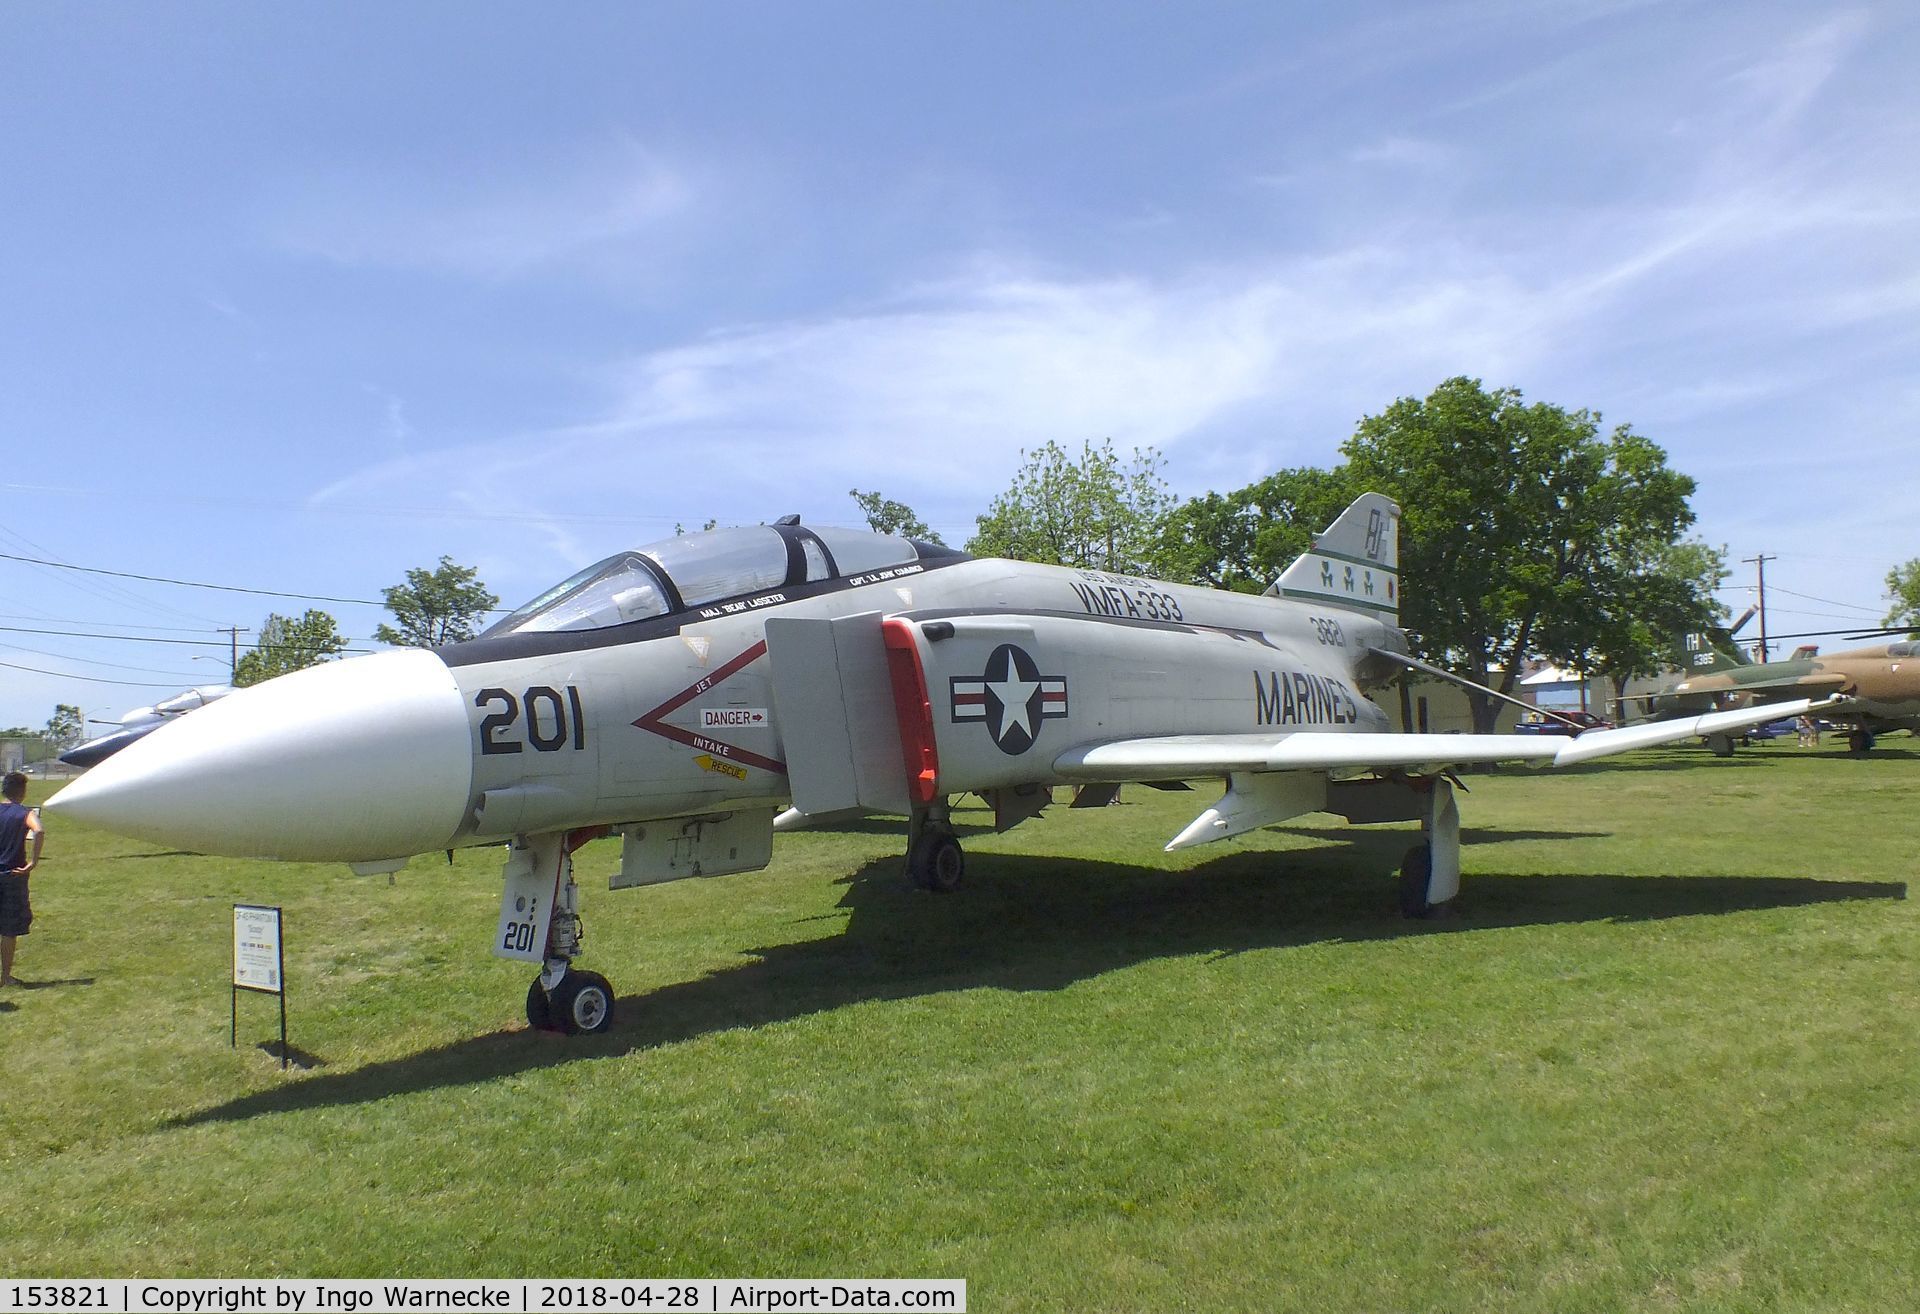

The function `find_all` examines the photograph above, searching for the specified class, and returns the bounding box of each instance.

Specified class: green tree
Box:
[43,704,82,750]
[233,610,347,687]
[1886,559,1920,637]
[968,438,1178,576]
[375,557,499,648]
[1155,466,1356,592]
[1341,377,1701,733]
[849,489,943,544]
[1584,538,1730,715]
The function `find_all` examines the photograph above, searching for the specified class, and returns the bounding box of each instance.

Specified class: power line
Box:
[0,527,219,626]
[0,624,373,653]
[0,551,383,606]
[1765,585,1883,616]
[0,640,206,678]
[0,613,224,633]
[0,659,207,689]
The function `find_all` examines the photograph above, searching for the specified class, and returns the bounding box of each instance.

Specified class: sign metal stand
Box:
[232,904,289,1069]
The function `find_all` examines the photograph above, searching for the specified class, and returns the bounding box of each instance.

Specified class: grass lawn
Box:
[1,739,1914,1310]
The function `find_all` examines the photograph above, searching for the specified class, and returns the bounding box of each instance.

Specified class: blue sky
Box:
[2,2,1915,731]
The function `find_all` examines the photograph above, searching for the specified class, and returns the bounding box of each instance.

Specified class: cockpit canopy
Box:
[484,521,959,637]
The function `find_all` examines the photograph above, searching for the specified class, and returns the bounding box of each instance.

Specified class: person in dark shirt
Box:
[1,770,45,986]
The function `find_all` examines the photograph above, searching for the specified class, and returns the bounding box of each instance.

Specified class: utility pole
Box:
[1742,554,1776,661]
[217,626,249,680]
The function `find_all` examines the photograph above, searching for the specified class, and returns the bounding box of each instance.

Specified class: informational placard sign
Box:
[233,904,283,992]
[232,904,289,1068]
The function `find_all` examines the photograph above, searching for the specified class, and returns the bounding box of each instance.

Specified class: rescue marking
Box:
[695,753,750,782]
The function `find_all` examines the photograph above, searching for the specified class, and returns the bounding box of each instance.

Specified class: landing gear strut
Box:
[906,797,965,893]
[1399,775,1461,919]
[506,831,617,1036]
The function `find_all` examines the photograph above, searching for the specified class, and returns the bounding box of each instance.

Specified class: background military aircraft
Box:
[47,496,1812,1035]
[59,685,232,769]
[1655,629,1920,754]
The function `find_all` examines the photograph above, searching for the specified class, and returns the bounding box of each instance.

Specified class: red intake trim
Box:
[882,618,940,806]
[566,825,612,855]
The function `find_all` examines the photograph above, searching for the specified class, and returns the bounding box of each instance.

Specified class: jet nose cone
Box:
[47,649,473,862]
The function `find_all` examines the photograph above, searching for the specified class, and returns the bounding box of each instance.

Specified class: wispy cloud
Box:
[278,7,1917,609]
[263,139,693,278]
[307,248,1557,569]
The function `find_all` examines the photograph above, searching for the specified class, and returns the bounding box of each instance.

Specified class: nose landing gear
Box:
[502,830,618,1035]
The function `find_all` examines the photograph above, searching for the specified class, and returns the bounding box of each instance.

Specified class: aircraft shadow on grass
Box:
[1552,755,1779,775]
[1283,825,1611,844]
[173,841,1905,1127]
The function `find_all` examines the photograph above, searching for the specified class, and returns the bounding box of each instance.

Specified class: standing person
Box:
[1,770,45,986]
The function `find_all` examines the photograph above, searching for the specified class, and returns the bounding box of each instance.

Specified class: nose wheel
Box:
[527,968,615,1035]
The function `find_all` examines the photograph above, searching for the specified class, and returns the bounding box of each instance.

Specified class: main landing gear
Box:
[510,831,617,1036]
[1397,775,1461,920]
[906,797,965,893]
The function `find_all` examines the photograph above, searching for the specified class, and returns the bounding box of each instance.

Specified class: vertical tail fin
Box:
[1675,628,1750,672]
[1270,492,1400,622]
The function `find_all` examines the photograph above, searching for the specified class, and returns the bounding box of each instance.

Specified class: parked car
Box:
[1513,710,1614,736]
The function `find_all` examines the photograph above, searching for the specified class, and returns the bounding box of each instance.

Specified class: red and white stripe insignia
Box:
[951,678,988,720]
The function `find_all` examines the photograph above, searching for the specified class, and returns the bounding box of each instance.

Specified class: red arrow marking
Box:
[632,640,788,775]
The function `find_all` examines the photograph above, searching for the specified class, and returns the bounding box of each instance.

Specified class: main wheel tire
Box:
[909,832,965,894]
[1707,733,1735,758]
[525,978,556,1032]
[551,969,615,1036]
[1398,844,1433,920]
[1848,730,1870,756]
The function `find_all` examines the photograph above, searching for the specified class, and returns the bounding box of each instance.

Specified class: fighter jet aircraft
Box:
[47,495,1815,1035]
[1654,629,1920,754]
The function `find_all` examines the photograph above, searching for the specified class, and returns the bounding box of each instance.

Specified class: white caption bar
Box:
[2,1280,966,1314]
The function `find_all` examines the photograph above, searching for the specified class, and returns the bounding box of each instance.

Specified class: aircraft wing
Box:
[1696,673,1850,698]
[1055,697,1826,779]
